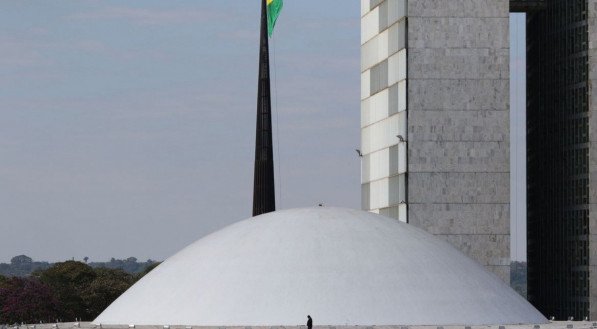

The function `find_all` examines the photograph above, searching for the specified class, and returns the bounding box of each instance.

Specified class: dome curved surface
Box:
[95,207,546,326]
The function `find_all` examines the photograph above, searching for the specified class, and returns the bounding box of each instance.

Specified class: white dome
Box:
[95,207,546,326]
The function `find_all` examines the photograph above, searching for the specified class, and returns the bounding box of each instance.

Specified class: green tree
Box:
[35,261,96,320]
[10,255,32,266]
[8,255,34,277]
[0,255,51,277]
[0,274,7,287]
[82,268,135,318]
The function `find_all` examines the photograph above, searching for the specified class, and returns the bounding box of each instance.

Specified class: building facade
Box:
[360,0,511,283]
[361,0,597,320]
[521,0,597,320]
[360,0,408,222]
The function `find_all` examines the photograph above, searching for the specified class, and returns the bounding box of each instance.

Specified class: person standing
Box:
[307,315,312,329]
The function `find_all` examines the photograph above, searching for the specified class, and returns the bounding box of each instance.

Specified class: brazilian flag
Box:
[267,0,283,37]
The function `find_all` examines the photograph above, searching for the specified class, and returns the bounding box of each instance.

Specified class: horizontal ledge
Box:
[409,78,509,81]
[434,233,510,236]
[409,109,509,111]
[406,47,509,50]
[410,109,509,112]
[407,16,509,19]
[408,202,510,205]
[407,140,508,142]
[408,171,510,173]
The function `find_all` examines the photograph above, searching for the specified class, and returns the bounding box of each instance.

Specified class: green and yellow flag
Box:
[267,0,283,37]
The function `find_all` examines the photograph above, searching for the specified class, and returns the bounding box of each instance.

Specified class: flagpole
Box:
[252,0,276,216]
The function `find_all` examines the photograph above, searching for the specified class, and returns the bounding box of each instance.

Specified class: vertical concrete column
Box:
[406,0,511,282]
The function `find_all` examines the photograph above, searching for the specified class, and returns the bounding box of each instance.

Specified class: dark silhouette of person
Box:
[307,315,313,329]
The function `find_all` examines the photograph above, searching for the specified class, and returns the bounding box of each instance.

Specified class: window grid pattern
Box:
[526,0,590,319]
[360,0,408,222]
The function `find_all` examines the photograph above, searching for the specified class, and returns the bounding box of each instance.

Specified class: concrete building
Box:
[360,0,511,283]
[361,0,597,321]
[521,0,597,321]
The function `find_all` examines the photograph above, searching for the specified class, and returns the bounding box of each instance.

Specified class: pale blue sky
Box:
[510,13,526,262]
[0,2,526,263]
[0,1,361,263]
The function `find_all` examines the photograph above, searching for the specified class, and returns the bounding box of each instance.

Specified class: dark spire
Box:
[253,0,276,216]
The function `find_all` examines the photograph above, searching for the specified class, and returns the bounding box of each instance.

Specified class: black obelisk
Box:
[252,0,276,216]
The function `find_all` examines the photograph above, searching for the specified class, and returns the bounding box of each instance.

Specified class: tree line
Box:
[0,255,156,277]
[0,260,159,324]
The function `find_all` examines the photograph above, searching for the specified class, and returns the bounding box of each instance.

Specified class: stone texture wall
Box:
[406,0,511,283]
